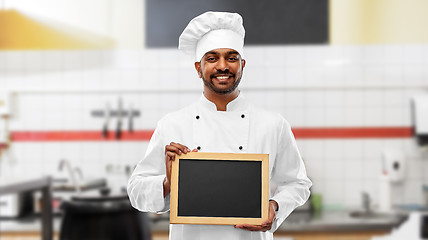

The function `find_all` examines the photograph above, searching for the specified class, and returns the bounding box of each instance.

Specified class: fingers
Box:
[165,142,191,156]
[234,224,271,232]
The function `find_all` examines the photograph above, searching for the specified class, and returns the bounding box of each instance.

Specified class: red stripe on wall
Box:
[292,127,413,139]
[11,130,155,141]
[9,127,413,142]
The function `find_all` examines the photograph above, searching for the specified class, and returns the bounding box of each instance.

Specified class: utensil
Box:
[116,98,122,139]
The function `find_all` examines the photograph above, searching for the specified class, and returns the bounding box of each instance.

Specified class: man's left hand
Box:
[234,200,278,232]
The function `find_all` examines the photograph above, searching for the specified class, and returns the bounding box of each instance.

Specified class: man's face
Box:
[194,48,246,95]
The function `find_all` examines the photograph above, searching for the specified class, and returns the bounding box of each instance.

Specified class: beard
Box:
[201,69,242,95]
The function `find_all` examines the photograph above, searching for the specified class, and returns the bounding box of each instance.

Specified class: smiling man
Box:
[128,11,312,240]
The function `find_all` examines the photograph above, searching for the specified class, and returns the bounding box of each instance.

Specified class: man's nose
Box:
[216,58,229,71]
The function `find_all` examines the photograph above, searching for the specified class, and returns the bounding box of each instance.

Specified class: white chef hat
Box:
[179,11,245,62]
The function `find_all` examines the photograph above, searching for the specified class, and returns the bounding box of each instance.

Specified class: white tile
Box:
[304,46,326,66]
[362,46,385,66]
[243,47,265,66]
[266,67,287,87]
[63,94,83,110]
[24,51,45,72]
[284,47,305,66]
[343,180,364,208]
[383,90,405,107]
[62,71,83,89]
[384,65,404,85]
[304,107,325,126]
[283,107,305,127]
[120,70,141,89]
[363,140,384,159]
[405,158,424,180]
[284,66,305,86]
[344,107,364,126]
[43,51,64,71]
[81,70,101,89]
[82,51,103,69]
[384,45,403,65]
[364,107,384,126]
[324,160,344,180]
[403,65,424,84]
[362,161,382,180]
[364,90,384,107]
[304,90,325,108]
[158,69,179,89]
[284,90,305,107]
[263,46,286,67]
[323,180,344,206]
[362,66,384,85]
[344,161,363,180]
[43,114,63,129]
[343,65,364,84]
[344,90,364,107]
[114,50,141,69]
[43,94,64,110]
[403,45,424,65]
[344,141,364,161]
[383,107,407,126]
[343,46,364,65]
[63,50,83,70]
[403,180,424,204]
[324,90,345,107]
[324,140,345,161]
[303,66,324,85]
[5,51,25,72]
[324,65,344,85]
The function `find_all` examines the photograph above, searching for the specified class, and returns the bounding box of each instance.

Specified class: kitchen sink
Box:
[52,178,107,192]
[349,210,403,219]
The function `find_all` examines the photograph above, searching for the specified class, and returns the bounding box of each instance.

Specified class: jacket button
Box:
[196,115,200,119]
[239,146,243,150]
[197,146,201,150]
[241,114,245,118]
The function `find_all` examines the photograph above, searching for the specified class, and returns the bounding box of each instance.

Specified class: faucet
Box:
[362,192,371,213]
[58,159,81,193]
[74,167,83,180]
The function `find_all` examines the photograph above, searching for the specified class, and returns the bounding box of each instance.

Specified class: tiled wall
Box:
[1,45,427,209]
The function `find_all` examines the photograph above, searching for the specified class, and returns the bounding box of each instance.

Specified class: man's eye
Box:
[228,57,238,61]
[207,57,216,61]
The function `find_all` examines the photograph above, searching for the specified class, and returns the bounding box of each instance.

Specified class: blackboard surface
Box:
[170,152,269,225]
[178,159,261,218]
[146,0,328,47]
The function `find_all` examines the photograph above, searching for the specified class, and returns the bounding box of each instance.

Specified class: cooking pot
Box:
[59,193,151,240]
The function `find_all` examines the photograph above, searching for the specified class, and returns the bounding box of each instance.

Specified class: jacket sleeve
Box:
[269,118,312,232]
[127,119,170,213]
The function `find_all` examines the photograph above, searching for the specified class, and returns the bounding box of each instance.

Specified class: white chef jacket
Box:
[128,93,312,240]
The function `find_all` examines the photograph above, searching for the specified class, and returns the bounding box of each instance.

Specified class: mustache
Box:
[210,69,235,78]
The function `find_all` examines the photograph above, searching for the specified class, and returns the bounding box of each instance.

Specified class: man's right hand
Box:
[163,142,197,197]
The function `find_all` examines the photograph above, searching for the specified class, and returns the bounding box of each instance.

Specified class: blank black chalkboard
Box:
[170,152,269,225]
[146,0,328,47]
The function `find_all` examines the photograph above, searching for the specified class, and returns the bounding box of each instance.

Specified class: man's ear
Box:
[194,62,202,78]
[241,59,246,69]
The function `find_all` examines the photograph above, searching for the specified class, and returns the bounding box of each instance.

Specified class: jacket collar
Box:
[200,92,249,112]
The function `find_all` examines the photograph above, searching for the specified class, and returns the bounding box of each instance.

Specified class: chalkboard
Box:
[146,0,328,47]
[170,152,269,225]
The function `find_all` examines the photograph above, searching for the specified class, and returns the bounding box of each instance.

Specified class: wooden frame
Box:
[170,152,269,225]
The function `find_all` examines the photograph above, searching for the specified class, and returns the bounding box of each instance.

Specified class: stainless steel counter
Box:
[277,210,408,233]
[1,208,409,235]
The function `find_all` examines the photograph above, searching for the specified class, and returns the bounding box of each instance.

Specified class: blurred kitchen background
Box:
[1,0,428,240]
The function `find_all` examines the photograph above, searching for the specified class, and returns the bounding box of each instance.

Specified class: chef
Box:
[127,11,312,240]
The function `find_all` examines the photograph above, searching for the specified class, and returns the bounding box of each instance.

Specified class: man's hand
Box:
[234,200,278,232]
[163,142,197,197]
